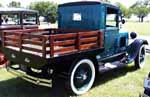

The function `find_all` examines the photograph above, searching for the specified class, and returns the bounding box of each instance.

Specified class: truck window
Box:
[0,14,20,25]
[106,14,117,27]
[106,8,118,27]
[23,14,37,25]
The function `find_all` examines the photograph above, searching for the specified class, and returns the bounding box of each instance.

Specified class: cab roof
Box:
[0,8,38,14]
[59,1,119,10]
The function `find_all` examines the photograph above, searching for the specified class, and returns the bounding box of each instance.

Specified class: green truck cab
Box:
[0,1,148,95]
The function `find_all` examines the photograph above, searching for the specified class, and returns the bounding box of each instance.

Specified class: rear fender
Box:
[127,39,148,63]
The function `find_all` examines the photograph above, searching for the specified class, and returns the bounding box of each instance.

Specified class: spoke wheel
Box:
[70,59,95,95]
[135,45,146,69]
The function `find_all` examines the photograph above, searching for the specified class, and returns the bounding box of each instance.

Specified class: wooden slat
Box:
[79,31,98,37]
[23,40,42,46]
[4,32,45,39]
[22,46,42,53]
[80,37,97,44]
[53,33,76,40]
[5,32,22,35]
[23,34,45,39]
[30,38,41,41]
[5,36,19,41]
[4,41,19,47]
[55,49,78,55]
[80,43,97,50]
[54,40,75,46]
[54,46,76,53]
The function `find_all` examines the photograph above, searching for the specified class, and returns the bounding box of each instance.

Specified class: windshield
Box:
[0,13,20,25]
[0,13,38,26]
[23,14,37,25]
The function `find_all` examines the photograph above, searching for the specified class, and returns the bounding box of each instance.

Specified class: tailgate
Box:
[1,29,50,69]
[1,47,47,69]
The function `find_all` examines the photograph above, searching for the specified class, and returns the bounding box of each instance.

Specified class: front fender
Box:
[127,39,148,63]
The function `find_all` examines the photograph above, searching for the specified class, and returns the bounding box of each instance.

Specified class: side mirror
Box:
[122,19,125,24]
[130,32,137,39]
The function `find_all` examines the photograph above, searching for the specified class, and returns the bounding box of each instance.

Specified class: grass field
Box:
[124,22,150,36]
[0,22,150,97]
[0,57,150,97]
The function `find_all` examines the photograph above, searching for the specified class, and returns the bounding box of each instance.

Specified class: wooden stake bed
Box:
[1,28,103,67]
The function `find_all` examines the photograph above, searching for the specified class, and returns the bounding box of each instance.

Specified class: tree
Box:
[29,1,58,23]
[8,1,21,8]
[115,2,131,18]
[45,4,58,23]
[130,0,150,22]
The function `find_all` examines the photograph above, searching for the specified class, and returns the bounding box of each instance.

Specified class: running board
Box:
[98,61,128,73]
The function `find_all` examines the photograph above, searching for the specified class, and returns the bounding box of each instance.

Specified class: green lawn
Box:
[0,56,150,97]
[124,22,150,36]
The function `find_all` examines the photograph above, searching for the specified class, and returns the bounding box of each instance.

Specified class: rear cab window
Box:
[106,7,118,28]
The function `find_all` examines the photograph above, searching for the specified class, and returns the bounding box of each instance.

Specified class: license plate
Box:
[144,78,150,88]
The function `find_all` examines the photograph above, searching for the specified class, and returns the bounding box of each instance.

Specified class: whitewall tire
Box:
[135,45,146,69]
[70,59,95,95]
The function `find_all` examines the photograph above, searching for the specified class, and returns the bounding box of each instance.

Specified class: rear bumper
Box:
[7,66,52,87]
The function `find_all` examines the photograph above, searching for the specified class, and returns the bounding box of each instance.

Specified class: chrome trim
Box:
[7,67,52,87]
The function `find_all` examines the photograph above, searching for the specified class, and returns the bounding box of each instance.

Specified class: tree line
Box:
[0,1,58,23]
[116,0,150,22]
[0,0,150,23]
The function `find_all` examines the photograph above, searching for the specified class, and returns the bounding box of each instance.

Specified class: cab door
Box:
[104,7,119,56]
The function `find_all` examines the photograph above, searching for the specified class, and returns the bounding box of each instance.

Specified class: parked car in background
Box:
[0,8,39,65]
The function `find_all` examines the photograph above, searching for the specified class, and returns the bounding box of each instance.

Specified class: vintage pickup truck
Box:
[0,8,39,65]
[0,1,148,95]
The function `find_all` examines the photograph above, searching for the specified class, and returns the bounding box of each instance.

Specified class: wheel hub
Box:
[74,64,92,89]
[75,71,88,82]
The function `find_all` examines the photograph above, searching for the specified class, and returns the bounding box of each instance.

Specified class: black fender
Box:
[127,39,148,63]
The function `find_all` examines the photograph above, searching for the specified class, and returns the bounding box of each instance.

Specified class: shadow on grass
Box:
[94,65,137,87]
[0,66,137,97]
[0,77,70,97]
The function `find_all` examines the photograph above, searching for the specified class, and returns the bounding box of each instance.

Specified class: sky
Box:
[0,0,137,8]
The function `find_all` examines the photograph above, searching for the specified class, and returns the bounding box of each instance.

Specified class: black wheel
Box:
[68,59,95,95]
[135,45,146,69]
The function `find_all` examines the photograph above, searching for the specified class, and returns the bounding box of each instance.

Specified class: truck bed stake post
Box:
[98,31,103,48]
[50,35,54,58]
[42,37,46,58]
[76,32,81,51]
[2,32,5,47]
[19,33,23,52]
